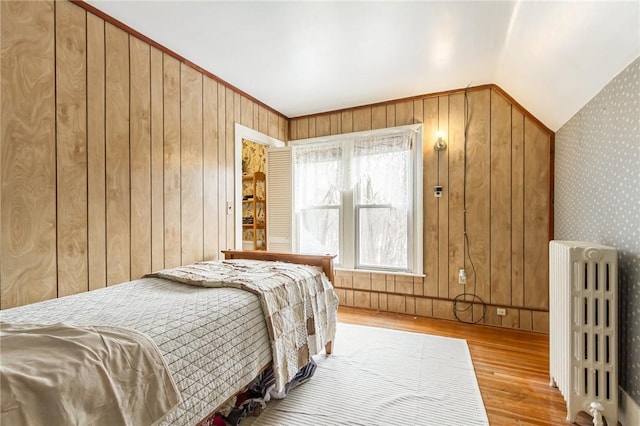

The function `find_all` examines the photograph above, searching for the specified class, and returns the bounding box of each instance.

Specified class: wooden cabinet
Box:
[242,171,266,250]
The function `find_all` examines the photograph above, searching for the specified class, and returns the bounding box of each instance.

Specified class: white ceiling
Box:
[87,1,639,131]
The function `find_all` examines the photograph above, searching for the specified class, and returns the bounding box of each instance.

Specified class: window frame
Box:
[290,124,423,274]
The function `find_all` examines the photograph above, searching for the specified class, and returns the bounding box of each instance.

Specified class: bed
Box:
[0,250,338,426]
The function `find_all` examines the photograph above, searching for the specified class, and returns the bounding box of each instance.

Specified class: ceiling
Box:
[87,1,639,131]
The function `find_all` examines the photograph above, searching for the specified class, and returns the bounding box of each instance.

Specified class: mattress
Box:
[0,277,271,425]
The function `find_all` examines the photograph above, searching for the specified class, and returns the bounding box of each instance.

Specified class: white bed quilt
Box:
[0,277,271,426]
[148,259,339,393]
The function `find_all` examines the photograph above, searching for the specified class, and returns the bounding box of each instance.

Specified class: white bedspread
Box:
[0,277,271,426]
[148,259,339,393]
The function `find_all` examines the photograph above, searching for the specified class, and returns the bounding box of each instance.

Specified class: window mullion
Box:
[341,142,355,269]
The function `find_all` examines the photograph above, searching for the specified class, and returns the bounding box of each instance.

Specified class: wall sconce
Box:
[434,131,447,151]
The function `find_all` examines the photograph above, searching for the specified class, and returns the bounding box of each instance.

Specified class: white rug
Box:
[245,323,489,426]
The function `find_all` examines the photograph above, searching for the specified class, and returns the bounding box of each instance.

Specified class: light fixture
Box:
[434,131,447,151]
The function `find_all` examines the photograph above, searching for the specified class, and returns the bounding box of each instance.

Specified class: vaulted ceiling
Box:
[87,1,639,131]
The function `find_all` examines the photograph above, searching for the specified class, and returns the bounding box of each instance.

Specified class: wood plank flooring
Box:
[338,306,606,426]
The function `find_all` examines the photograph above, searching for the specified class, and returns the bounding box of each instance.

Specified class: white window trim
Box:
[290,124,423,274]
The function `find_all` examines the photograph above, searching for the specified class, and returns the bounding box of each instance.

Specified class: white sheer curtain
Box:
[294,141,343,259]
[293,128,414,270]
[352,134,411,269]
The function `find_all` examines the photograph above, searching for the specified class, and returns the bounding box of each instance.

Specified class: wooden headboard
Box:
[221,250,336,284]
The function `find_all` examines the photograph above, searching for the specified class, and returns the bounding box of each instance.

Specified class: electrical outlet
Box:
[458,269,466,284]
[497,308,506,316]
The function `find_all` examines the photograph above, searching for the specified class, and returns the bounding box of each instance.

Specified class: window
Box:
[291,125,422,274]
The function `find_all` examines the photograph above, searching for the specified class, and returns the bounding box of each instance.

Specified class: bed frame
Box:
[221,249,336,355]
[221,250,336,287]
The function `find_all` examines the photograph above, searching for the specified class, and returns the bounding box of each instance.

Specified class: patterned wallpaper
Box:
[242,139,267,242]
[555,57,640,403]
[242,138,267,175]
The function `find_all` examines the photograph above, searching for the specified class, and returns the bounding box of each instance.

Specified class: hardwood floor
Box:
[337,306,606,426]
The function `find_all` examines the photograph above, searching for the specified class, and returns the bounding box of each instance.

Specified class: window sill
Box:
[334,267,425,278]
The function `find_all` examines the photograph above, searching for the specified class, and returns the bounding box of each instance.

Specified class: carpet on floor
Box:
[244,322,489,426]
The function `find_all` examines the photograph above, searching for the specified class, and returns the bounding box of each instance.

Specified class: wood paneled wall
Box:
[0,0,288,309]
[1,1,551,332]
[290,87,553,332]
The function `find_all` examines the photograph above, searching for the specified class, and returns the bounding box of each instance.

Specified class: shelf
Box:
[242,171,267,250]
[243,171,266,182]
[243,223,265,229]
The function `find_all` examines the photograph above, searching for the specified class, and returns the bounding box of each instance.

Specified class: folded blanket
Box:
[0,322,181,426]
[147,259,339,392]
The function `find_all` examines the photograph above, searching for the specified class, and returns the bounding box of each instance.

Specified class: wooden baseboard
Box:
[620,386,640,426]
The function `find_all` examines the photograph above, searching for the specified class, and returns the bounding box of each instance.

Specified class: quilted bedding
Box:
[0,277,271,426]
[148,259,339,393]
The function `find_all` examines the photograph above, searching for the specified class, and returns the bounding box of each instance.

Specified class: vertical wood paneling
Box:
[203,77,219,259]
[163,54,181,268]
[226,89,236,245]
[2,0,552,328]
[423,98,439,298]
[386,104,396,127]
[341,110,353,133]
[490,91,512,306]
[413,99,423,124]
[483,306,502,326]
[466,90,491,303]
[502,308,519,328]
[2,1,296,308]
[434,300,456,321]
[278,116,287,142]
[217,84,227,254]
[129,37,151,279]
[296,117,309,139]
[180,64,204,265]
[519,309,533,330]
[353,107,372,132]
[532,311,549,333]
[289,119,298,140]
[316,114,331,137]
[280,89,551,329]
[330,113,341,135]
[372,105,386,129]
[308,116,316,138]
[447,94,465,300]
[395,100,414,126]
[240,95,252,127]
[253,104,260,132]
[511,109,525,307]
[259,105,269,136]
[1,0,57,308]
[105,23,130,285]
[87,12,106,290]
[150,47,164,271]
[524,119,550,310]
[56,0,87,297]
[437,96,449,298]
[268,110,279,138]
